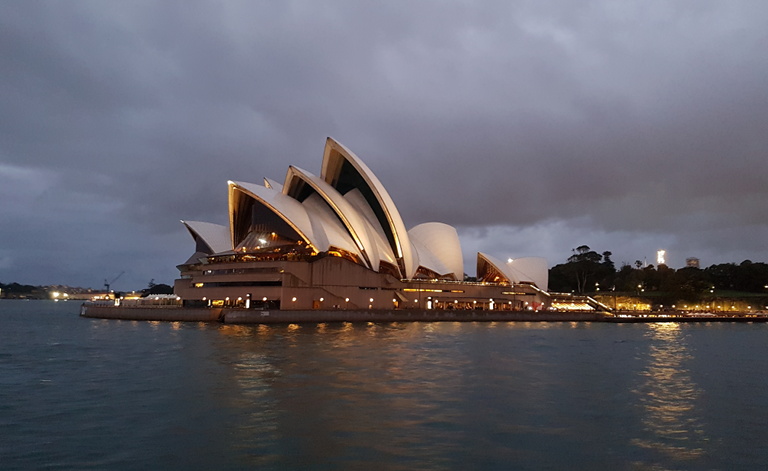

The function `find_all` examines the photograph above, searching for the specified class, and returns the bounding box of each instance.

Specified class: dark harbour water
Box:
[1,300,767,470]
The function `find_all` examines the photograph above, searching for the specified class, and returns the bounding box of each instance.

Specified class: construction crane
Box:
[104,271,125,293]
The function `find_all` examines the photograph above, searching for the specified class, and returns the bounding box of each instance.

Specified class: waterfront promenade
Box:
[80,304,768,324]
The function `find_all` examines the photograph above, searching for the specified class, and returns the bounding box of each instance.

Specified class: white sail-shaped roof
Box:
[228,180,365,260]
[408,223,464,280]
[341,188,398,267]
[320,137,416,279]
[181,137,471,283]
[284,165,395,271]
[181,220,231,254]
[228,180,318,252]
[508,257,548,291]
[477,253,548,290]
[300,192,363,259]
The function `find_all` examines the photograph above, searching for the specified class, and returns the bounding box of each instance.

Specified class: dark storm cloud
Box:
[1,0,767,287]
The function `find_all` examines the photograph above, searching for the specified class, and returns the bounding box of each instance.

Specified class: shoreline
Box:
[79,304,768,324]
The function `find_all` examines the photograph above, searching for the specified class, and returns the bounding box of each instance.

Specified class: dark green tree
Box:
[142,281,174,296]
[549,245,615,293]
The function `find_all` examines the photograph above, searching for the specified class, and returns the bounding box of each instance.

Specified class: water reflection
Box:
[219,322,472,469]
[9,301,768,469]
[631,323,708,465]
[209,321,725,469]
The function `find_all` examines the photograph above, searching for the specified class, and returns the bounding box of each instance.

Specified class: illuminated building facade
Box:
[174,138,550,311]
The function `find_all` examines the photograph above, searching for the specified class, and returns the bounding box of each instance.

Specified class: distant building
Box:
[686,257,700,268]
[174,138,551,311]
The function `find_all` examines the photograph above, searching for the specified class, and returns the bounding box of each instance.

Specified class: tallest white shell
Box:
[320,137,417,279]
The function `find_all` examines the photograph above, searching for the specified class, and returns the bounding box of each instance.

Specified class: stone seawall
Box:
[79,305,768,324]
[81,304,605,324]
[81,305,223,322]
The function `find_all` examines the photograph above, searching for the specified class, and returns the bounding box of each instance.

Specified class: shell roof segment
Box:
[181,220,231,254]
[228,180,317,252]
[320,137,416,279]
[408,223,464,280]
[283,165,397,271]
[180,138,550,289]
[228,180,362,259]
[477,253,549,291]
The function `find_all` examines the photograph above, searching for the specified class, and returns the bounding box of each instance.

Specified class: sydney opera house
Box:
[174,138,551,311]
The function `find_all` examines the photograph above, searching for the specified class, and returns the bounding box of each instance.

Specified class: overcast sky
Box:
[2,1,767,290]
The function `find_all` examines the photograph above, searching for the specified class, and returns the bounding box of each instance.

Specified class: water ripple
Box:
[2,302,767,470]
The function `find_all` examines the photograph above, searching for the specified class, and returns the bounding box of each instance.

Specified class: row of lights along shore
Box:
[198,295,520,309]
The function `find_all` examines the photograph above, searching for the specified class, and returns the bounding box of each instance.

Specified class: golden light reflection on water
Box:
[229,350,280,459]
[206,321,732,468]
[365,321,378,335]
[218,324,254,337]
[221,321,472,467]
[256,324,271,335]
[632,322,708,463]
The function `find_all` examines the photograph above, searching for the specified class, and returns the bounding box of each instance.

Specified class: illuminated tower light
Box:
[657,250,666,266]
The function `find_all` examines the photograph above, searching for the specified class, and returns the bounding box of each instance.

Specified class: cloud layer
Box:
[2,1,767,289]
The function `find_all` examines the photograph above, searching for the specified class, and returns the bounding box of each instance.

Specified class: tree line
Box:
[549,245,768,301]
[0,282,47,298]
[0,280,174,299]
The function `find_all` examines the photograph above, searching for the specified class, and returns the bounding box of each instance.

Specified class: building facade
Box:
[174,138,550,311]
